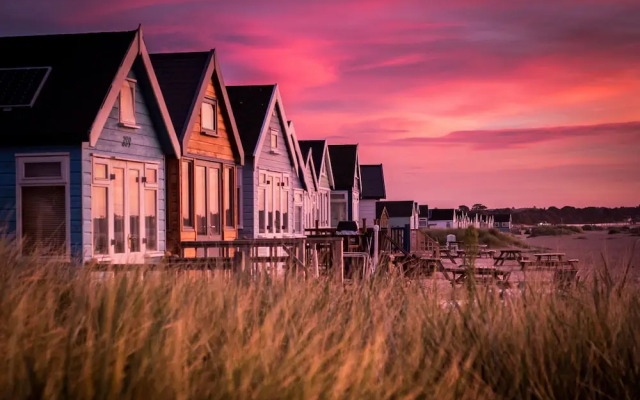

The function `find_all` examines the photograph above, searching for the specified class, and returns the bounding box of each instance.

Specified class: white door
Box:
[110,161,145,264]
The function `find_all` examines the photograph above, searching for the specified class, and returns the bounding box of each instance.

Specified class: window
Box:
[191,161,223,238]
[201,98,217,135]
[195,166,207,235]
[144,165,158,251]
[17,155,69,257]
[258,187,266,234]
[145,190,157,251]
[90,158,111,254]
[119,79,137,127]
[331,192,348,227]
[293,191,303,234]
[181,160,194,228]
[270,128,278,152]
[208,168,221,235]
[92,186,108,255]
[502,222,510,228]
[257,170,291,235]
[224,167,235,228]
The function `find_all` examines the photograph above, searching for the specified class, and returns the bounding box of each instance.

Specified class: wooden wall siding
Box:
[239,160,255,238]
[304,163,316,194]
[319,169,331,190]
[82,70,167,261]
[359,199,377,226]
[0,146,83,260]
[186,78,235,161]
[240,108,304,239]
[165,157,181,254]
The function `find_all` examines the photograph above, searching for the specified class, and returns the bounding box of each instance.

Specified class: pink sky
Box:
[2,0,639,208]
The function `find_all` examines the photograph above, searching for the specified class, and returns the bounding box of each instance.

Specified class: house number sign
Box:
[122,136,132,147]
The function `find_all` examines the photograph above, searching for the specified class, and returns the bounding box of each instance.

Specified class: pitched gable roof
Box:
[376,201,416,218]
[493,213,511,223]
[287,121,314,191]
[227,85,275,155]
[228,84,298,172]
[360,164,386,199]
[298,140,325,177]
[0,28,180,156]
[430,209,455,221]
[328,144,360,191]
[150,50,244,163]
[298,139,334,189]
[150,52,208,140]
[419,205,429,217]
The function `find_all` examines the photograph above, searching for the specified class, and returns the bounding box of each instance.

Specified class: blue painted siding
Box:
[0,146,83,260]
[239,161,254,238]
[241,107,304,238]
[82,70,167,261]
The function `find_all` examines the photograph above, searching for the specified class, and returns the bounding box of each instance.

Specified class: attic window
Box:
[0,67,51,109]
[270,128,279,153]
[201,98,218,136]
[119,79,138,128]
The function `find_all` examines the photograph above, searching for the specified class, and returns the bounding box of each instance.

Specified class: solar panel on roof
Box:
[0,67,51,108]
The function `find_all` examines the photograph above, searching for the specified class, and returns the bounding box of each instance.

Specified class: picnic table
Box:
[520,253,579,270]
[494,249,523,266]
[440,265,511,286]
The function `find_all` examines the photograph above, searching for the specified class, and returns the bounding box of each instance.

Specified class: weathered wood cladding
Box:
[186,78,236,161]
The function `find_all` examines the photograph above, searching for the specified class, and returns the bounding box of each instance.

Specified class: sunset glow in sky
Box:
[2,0,639,208]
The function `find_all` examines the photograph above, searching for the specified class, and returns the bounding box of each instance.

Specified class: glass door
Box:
[110,161,145,264]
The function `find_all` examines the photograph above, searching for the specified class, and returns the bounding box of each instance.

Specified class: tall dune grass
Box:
[0,245,639,399]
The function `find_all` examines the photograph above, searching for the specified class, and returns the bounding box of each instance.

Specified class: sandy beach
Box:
[523,230,640,279]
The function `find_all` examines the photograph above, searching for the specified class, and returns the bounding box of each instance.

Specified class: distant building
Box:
[328,145,362,226]
[376,201,420,229]
[493,213,512,232]
[428,209,458,229]
[418,205,429,228]
[359,164,386,227]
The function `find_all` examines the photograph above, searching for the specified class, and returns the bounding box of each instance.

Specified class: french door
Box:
[92,158,159,264]
[193,162,221,255]
[257,171,290,237]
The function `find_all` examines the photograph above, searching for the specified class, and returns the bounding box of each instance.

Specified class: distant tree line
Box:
[489,206,640,225]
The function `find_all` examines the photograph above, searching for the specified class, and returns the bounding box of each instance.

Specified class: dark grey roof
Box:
[227,85,274,155]
[328,144,358,190]
[360,164,386,199]
[150,52,210,140]
[493,213,511,222]
[430,209,455,221]
[0,30,136,146]
[419,205,429,217]
[376,201,415,218]
[298,140,326,179]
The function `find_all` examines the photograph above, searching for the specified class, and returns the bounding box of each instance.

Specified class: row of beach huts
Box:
[0,27,511,265]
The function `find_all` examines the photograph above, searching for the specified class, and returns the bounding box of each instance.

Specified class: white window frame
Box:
[257,169,290,236]
[90,156,161,260]
[201,97,218,136]
[16,153,70,259]
[293,190,304,234]
[119,78,139,128]
[330,191,348,226]
[269,128,279,154]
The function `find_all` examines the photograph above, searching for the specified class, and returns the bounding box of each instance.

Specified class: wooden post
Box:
[298,239,306,278]
[333,238,344,283]
[373,225,379,274]
[311,242,319,278]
